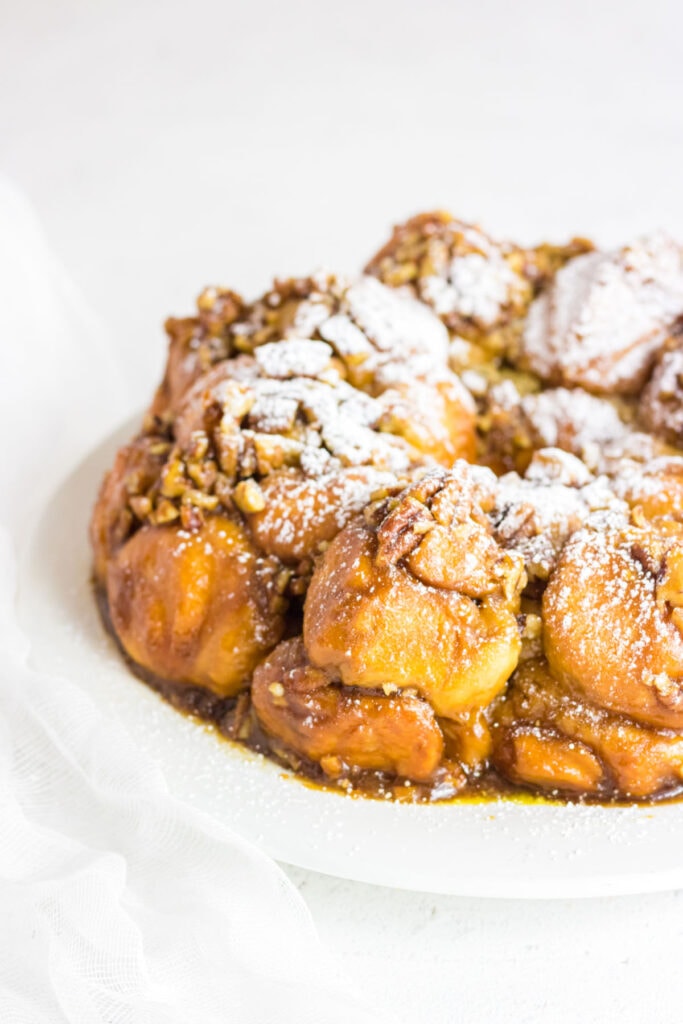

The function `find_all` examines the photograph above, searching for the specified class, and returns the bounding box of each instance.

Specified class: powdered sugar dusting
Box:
[254,338,334,379]
[341,275,450,375]
[246,272,452,392]
[611,454,683,505]
[179,361,418,476]
[485,380,656,474]
[421,251,521,325]
[641,335,683,442]
[491,450,628,578]
[318,313,371,357]
[254,466,397,560]
[522,233,683,392]
[518,388,626,452]
[544,523,683,728]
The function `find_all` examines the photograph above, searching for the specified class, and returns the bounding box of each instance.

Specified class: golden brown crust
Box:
[90,435,170,584]
[303,468,525,719]
[106,515,284,698]
[542,522,683,729]
[493,659,683,799]
[91,211,683,803]
[251,638,447,783]
[244,466,392,566]
[150,289,246,422]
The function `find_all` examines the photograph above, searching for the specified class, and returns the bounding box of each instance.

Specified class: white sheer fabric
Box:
[0,179,378,1024]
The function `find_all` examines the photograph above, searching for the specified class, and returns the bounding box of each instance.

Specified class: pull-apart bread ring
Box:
[92,211,683,803]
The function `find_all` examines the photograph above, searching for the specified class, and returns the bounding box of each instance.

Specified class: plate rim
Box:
[17,417,683,900]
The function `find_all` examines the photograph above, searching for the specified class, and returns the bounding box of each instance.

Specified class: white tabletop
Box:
[4,1,683,1019]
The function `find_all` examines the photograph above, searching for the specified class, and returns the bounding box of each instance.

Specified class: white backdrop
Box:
[3,1,683,1020]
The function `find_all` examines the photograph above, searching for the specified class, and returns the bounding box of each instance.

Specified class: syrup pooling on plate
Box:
[91,211,683,803]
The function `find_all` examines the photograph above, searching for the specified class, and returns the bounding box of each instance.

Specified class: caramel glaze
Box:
[90,216,683,807]
[94,582,683,806]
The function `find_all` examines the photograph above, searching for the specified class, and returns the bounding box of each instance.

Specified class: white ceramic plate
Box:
[18,419,683,899]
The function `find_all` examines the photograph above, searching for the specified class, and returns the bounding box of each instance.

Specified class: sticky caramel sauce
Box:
[94,583,683,807]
